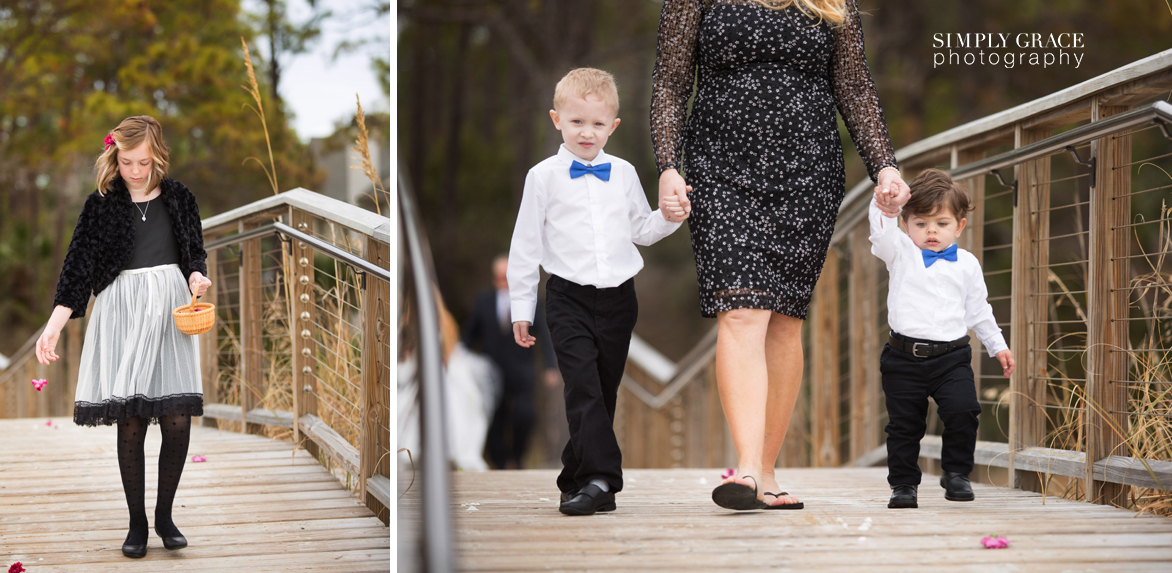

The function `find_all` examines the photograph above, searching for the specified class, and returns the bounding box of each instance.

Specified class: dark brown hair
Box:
[902,168,972,222]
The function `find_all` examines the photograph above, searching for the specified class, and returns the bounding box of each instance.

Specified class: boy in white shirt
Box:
[508,68,684,515]
[870,168,1015,509]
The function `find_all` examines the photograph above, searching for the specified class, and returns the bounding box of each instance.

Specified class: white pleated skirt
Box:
[73,264,203,426]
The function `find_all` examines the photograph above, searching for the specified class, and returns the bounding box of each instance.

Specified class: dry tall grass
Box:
[1025,174,1172,516]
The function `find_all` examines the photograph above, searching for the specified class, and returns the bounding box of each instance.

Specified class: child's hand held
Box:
[513,321,536,348]
[997,349,1015,377]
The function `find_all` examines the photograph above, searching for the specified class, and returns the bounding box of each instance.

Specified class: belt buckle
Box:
[912,342,931,358]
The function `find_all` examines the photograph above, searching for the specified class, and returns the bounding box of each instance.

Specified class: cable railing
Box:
[616,48,1172,510]
[196,188,392,524]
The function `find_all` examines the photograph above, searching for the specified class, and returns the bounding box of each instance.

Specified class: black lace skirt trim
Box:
[73,393,204,427]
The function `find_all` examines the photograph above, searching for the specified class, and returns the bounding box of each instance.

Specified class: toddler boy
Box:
[508,68,683,515]
[870,168,1015,509]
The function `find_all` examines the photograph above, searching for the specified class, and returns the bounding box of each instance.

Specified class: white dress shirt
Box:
[869,201,1008,357]
[508,145,682,323]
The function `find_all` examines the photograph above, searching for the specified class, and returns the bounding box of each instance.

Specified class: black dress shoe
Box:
[559,483,616,516]
[121,542,147,558]
[941,471,975,501]
[888,484,918,509]
[560,489,579,503]
[155,528,188,550]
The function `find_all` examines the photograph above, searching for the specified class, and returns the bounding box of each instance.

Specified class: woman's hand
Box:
[658,169,692,223]
[875,168,910,212]
[36,328,61,365]
[189,272,212,297]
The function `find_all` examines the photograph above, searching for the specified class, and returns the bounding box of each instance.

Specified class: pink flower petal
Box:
[721,468,736,480]
[31,378,47,391]
[9,562,26,573]
[981,535,1011,549]
[191,455,206,463]
[45,420,53,426]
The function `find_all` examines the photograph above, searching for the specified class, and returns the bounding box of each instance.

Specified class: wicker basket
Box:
[172,293,215,335]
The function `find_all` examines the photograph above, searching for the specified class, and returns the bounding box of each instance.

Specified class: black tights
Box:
[117,415,191,544]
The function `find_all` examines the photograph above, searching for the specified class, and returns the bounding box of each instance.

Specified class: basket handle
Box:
[191,293,198,309]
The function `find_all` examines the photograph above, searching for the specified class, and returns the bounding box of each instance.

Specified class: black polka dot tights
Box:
[116,414,191,545]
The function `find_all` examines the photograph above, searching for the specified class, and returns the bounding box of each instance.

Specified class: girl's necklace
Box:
[132,197,150,221]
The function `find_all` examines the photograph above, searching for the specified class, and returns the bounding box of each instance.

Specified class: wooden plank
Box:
[1008,124,1047,494]
[441,468,1172,571]
[0,417,386,571]
[359,235,391,522]
[299,413,361,476]
[1085,100,1132,506]
[1094,456,1172,490]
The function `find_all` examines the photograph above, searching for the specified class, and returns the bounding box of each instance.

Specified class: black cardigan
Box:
[53,177,208,319]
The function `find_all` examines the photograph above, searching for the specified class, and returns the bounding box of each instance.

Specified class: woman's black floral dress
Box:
[652,0,898,319]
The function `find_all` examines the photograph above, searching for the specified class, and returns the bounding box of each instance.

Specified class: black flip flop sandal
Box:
[761,491,804,510]
[712,475,761,510]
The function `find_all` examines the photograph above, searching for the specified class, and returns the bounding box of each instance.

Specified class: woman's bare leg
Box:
[759,313,804,506]
[714,308,771,500]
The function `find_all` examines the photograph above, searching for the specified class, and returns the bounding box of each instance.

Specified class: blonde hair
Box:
[753,0,847,26]
[553,68,620,114]
[94,115,171,196]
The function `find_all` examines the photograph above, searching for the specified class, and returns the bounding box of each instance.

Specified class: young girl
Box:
[35,115,212,558]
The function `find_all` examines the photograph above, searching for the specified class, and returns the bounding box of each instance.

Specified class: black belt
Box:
[888,332,970,358]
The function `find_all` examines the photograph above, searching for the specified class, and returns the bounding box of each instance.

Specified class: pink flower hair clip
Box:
[104,133,115,150]
[31,378,47,391]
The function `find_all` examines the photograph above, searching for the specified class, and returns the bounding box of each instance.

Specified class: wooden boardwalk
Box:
[446,468,1172,572]
[0,417,389,572]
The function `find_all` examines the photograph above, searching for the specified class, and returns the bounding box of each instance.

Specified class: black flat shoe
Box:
[559,483,616,516]
[712,475,760,510]
[888,484,918,509]
[560,489,579,503]
[121,542,147,558]
[155,528,188,550]
[941,471,975,502]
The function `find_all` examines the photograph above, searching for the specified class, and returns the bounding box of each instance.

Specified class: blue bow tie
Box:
[570,160,611,181]
[922,244,958,267]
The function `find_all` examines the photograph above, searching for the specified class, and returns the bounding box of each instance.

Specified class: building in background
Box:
[309,132,390,211]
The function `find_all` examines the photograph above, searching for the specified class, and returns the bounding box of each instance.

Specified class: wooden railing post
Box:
[848,225,879,462]
[810,250,840,467]
[290,209,320,457]
[240,221,265,435]
[200,247,219,427]
[1009,124,1048,493]
[360,235,391,520]
[1086,100,1131,506]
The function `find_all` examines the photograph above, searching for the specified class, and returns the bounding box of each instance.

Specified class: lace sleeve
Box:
[830,0,898,182]
[651,0,705,175]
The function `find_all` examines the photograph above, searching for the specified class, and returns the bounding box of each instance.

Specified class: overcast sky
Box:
[243,0,390,142]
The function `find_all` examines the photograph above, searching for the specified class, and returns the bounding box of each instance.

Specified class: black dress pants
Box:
[880,335,981,486]
[545,275,637,495]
